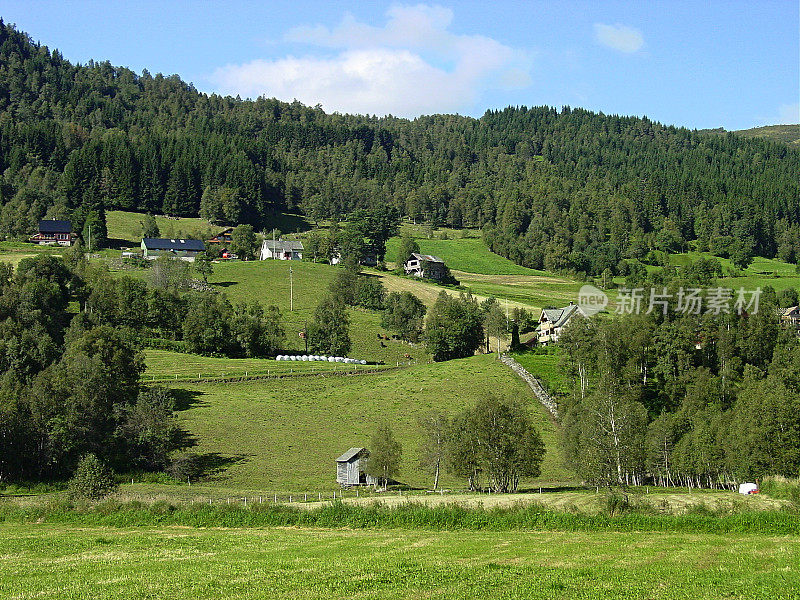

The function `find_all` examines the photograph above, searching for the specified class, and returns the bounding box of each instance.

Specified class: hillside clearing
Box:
[158,354,573,491]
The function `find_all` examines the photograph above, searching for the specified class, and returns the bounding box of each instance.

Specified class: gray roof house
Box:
[260,240,304,261]
[336,447,378,487]
[141,238,205,262]
[536,302,588,345]
[404,253,447,280]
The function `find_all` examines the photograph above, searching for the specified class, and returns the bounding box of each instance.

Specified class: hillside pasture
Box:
[142,349,391,383]
[160,354,573,491]
[106,210,216,247]
[205,260,429,364]
[386,234,544,275]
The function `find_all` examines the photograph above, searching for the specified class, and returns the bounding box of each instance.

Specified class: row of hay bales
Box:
[275,355,367,365]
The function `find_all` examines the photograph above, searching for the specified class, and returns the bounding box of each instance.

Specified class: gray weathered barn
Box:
[336,447,377,487]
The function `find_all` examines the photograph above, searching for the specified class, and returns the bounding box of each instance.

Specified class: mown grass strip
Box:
[2,500,797,535]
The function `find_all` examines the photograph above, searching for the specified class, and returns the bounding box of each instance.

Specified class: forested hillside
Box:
[1,20,798,274]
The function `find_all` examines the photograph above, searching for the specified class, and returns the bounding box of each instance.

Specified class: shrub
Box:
[68,454,117,500]
[166,453,205,481]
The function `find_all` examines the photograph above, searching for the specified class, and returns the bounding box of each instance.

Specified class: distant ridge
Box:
[699,124,800,145]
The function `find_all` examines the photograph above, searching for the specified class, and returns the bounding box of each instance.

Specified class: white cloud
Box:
[593,23,644,53]
[755,102,800,127]
[210,5,531,117]
[777,103,800,124]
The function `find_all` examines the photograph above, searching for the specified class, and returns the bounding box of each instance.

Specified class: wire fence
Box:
[142,362,416,384]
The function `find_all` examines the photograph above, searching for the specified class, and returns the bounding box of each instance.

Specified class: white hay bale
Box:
[738,482,758,495]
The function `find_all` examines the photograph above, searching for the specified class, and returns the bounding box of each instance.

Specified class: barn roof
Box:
[541,303,585,328]
[263,240,304,252]
[142,238,205,251]
[336,447,367,462]
[409,252,444,263]
[38,220,72,233]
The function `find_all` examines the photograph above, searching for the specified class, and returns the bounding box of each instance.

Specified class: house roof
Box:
[263,240,304,252]
[336,447,368,462]
[38,220,72,233]
[409,253,444,263]
[142,238,205,251]
[541,303,585,328]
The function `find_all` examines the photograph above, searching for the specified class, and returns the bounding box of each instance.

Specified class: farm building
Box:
[780,305,800,330]
[336,447,377,487]
[261,239,304,260]
[330,250,377,266]
[536,302,589,345]
[141,238,206,262]
[206,227,234,245]
[404,253,447,280]
[30,219,74,246]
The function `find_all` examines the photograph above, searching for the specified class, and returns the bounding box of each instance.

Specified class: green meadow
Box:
[158,354,572,491]
[105,210,217,246]
[1,522,797,600]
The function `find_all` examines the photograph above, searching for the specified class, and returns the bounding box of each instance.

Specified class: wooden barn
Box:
[336,447,377,487]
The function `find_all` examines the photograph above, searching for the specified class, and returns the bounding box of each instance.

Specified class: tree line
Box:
[366,395,545,493]
[555,264,800,487]
[0,250,290,482]
[1,21,798,275]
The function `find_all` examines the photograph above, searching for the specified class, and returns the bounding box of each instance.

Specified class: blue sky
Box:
[2,1,797,129]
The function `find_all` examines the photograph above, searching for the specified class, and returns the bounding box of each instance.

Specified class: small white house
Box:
[404,253,447,279]
[260,240,304,260]
[536,302,589,345]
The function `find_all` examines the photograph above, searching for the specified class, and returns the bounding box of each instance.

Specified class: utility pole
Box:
[289,266,293,312]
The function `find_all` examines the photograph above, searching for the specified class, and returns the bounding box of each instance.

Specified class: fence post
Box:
[274,493,277,502]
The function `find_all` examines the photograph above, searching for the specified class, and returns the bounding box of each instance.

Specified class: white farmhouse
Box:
[260,240,304,260]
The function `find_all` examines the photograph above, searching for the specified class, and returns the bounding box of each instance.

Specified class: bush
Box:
[166,453,205,481]
[761,476,800,505]
[68,454,117,500]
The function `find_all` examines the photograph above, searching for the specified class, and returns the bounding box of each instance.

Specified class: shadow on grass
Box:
[195,452,251,481]
[210,281,237,288]
[105,237,135,249]
[172,388,207,411]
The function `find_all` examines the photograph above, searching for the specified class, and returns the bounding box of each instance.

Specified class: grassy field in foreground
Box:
[160,354,573,491]
[1,523,797,599]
